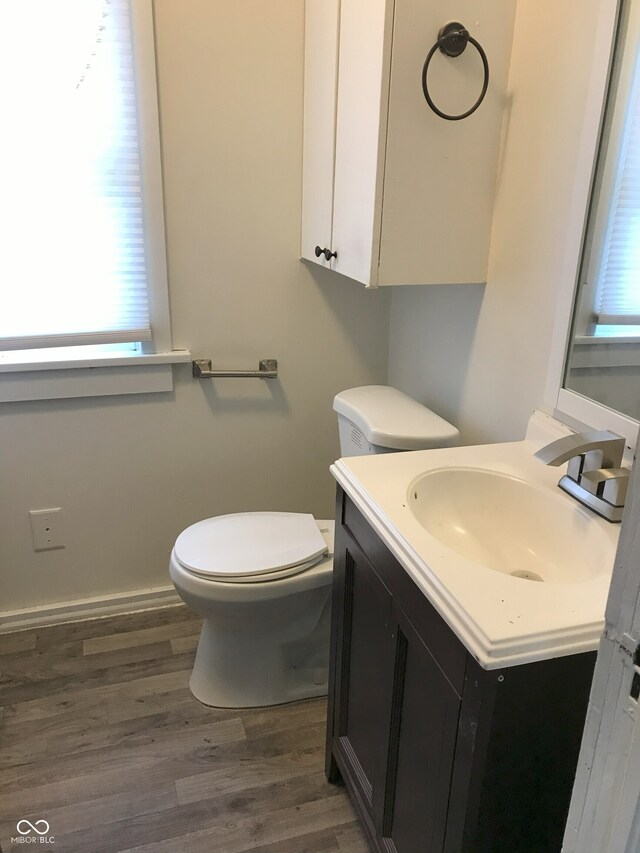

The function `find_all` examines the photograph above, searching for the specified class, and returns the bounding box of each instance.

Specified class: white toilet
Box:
[169,385,459,708]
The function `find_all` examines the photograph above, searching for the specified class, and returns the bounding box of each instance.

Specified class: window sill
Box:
[0,349,191,403]
[570,338,640,369]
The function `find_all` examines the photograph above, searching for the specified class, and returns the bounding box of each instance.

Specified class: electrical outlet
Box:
[29,508,65,551]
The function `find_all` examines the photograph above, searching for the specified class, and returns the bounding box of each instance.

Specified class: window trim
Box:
[0,349,191,374]
[0,349,192,403]
[132,0,173,357]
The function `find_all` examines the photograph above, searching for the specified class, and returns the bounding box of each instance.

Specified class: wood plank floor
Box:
[0,605,369,853]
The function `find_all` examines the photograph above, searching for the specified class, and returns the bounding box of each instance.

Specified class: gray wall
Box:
[388,0,605,445]
[1,0,613,619]
[0,0,390,616]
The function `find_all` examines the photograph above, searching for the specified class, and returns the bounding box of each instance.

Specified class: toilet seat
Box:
[174,512,331,583]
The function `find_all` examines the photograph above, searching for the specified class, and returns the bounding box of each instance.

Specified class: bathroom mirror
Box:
[563,0,640,421]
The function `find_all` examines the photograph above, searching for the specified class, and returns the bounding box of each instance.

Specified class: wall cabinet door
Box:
[329,0,391,286]
[301,0,340,270]
[302,0,516,287]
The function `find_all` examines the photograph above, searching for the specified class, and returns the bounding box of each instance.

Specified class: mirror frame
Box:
[544,0,640,451]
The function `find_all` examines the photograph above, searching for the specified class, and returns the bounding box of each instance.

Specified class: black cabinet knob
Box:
[315,245,337,262]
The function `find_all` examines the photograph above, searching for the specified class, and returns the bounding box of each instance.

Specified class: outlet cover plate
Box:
[29,508,65,551]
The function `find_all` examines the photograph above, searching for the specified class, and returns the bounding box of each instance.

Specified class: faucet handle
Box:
[534,429,625,469]
[580,467,630,507]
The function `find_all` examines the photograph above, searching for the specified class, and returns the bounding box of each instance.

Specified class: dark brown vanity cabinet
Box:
[326,488,597,853]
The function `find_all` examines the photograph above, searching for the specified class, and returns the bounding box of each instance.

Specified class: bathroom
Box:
[1,0,639,851]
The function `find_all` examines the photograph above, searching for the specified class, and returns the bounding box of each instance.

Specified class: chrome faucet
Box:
[534,430,629,522]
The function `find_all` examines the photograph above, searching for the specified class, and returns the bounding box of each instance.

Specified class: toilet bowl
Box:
[170,385,460,709]
[170,513,335,708]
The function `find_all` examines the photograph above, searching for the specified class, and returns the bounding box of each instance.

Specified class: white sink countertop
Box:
[330,412,620,669]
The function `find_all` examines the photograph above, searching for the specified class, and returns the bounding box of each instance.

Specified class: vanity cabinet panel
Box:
[444,654,598,853]
[327,488,598,853]
[380,604,461,853]
[326,531,394,834]
[301,0,516,287]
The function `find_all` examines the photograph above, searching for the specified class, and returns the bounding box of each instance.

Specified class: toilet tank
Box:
[333,385,460,457]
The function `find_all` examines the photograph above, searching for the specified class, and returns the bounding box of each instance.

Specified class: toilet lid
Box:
[174,512,329,580]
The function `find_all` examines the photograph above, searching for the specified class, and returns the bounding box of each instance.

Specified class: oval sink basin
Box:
[409,467,611,584]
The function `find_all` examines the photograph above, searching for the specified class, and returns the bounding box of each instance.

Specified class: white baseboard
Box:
[0,585,182,634]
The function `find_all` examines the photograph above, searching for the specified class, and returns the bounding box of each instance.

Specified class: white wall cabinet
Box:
[301,0,516,288]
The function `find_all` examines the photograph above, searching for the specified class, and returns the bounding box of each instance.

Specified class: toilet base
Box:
[189,601,331,709]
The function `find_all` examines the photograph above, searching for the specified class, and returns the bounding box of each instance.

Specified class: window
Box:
[0,0,189,402]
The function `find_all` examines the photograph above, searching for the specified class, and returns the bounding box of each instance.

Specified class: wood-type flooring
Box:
[0,605,369,853]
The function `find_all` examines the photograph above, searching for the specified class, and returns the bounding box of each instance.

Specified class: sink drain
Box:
[510,570,544,582]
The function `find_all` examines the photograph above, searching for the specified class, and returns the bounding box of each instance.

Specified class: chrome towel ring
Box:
[421,21,489,121]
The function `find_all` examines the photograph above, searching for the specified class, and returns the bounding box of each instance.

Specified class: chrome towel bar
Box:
[192,358,278,379]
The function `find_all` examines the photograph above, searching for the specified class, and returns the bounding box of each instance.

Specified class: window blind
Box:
[0,0,151,351]
[593,50,640,328]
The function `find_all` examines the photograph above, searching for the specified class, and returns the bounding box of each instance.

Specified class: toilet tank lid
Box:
[333,385,459,450]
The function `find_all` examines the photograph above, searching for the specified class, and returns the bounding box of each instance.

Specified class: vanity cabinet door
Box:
[328,493,466,850]
[378,603,462,853]
[327,533,394,833]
